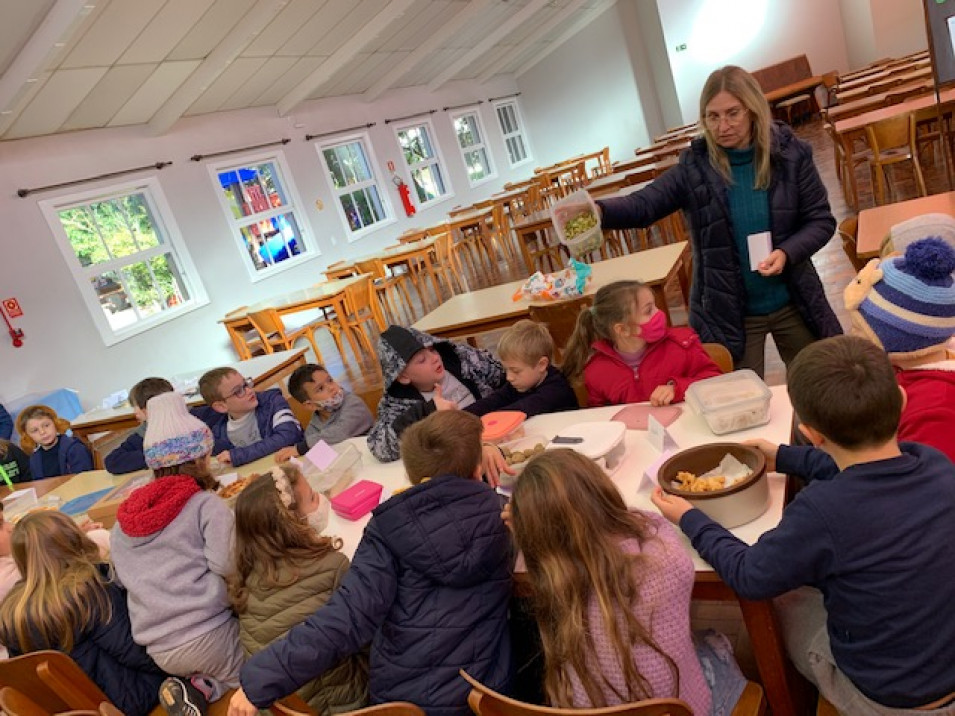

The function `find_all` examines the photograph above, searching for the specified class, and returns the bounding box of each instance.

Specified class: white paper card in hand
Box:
[642,448,676,492]
[305,440,338,471]
[747,231,773,271]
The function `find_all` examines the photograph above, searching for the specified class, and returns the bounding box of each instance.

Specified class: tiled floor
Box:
[291,116,955,687]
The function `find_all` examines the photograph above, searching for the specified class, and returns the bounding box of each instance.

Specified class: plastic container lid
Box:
[547,421,625,459]
[481,411,527,442]
[685,369,771,414]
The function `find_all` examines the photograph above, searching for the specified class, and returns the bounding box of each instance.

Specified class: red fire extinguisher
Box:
[393,174,416,217]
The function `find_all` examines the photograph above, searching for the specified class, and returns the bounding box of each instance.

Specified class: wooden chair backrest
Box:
[0,651,108,714]
[837,215,867,271]
[356,385,385,416]
[433,230,453,263]
[701,343,733,374]
[528,295,595,359]
[460,670,692,716]
[344,275,375,317]
[331,702,424,716]
[866,112,915,154]
[490,202,509,237]
[248,308,285,340]
[355,259,387,280]
[0,686,101,716]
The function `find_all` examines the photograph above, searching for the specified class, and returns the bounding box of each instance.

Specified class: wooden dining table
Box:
[68,348,308,453]
[836,65,933,102]
[413,241,690,341]
[833,86,955,137]
[825,78,934,122]
[836,60,932,95]
[856,191,955,258]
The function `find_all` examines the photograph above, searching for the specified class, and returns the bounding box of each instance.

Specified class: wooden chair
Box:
[0,686,100,716]
[429,229,470,296]
[836,215,867,271]
[824,122,870,212]
[355,258,417,326]
[462,669,765,716]
[325,261,359,281]
[528,295,594,362]
[591,146,612,178]
[0,651,108,714]
[341,275,384,364]
[702,342,733,373]
[864,112,927,205]
[461,669,691,716]
[337,702,425,716]
[355,384,384,417]
[248,307,341,365]
[222,306,265,361]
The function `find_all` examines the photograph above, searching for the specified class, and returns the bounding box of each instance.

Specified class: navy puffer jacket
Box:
[598,122,841,362]
[239,474,513,716]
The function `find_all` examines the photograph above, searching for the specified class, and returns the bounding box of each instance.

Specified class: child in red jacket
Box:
[562,281,721,407]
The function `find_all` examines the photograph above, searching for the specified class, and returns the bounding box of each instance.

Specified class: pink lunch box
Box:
[330,480,383,521]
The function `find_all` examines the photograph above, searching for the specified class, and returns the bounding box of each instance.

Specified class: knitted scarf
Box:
[117,475,201,537]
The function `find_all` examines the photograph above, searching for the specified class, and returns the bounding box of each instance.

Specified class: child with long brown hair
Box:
[229,464,367,715]
[16,404,93,478]
[0,511,166,716]
[561,281,720,407]
[507,449,742,714]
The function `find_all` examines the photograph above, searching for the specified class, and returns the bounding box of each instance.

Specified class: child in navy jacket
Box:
[194,367,302,467]
[230,410,513,716]
[0,403,11,440]
[17,405,92,478]
[465,320,578,417]
[104,377,175,474]
[652,336,955,713]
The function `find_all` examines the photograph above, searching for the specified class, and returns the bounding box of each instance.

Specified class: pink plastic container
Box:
[330,480,383,521]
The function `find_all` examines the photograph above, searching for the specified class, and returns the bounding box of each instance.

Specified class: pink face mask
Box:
[638,310,668,343]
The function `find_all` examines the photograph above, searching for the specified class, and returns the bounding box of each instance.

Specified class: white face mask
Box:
[305,494,330,534]
[317,390,345,412]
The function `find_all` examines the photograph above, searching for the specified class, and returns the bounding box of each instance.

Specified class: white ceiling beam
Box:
[278,0,417,115]
[0,0,91,115]
[515,0,617,78]
[427,0,551,92]
[477,0,590,84]
[363,0,496,102]
[148,0,290,135]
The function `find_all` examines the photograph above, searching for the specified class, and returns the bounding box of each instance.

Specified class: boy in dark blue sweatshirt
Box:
[464,319,578,418]
[104,377,173,474]
[652,336,955,712]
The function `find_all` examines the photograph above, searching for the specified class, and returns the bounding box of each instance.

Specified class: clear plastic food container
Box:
[546,421,627,474]
[684,369,772,435]
[481,411,527,444]
[497,434,548,487]
[298,443,363,497]
[2,487,38,522]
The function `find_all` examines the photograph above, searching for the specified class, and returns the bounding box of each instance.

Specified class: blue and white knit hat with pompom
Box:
[858,237,955,355]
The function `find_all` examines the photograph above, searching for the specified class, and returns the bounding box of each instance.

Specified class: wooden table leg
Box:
[738,597,815,716]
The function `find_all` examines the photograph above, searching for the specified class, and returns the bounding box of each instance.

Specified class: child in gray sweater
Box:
[274,364,373,463]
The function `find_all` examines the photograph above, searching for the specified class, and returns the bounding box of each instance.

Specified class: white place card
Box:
[747,231,773,271]
[305,440,338,471]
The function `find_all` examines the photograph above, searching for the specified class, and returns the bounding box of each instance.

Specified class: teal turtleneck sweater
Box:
[726,146,790,316]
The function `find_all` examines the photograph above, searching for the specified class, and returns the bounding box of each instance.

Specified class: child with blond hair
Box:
[465,319,578,417]
[17,405,92,478]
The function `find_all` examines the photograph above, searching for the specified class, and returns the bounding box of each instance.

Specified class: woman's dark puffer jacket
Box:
[239,552,368,715]
[598,121,841,362]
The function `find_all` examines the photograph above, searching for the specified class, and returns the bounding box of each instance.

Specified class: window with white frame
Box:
[494,99,532,167]
[212,155,312,278]
[395,120,451,205]
[318,135,392,238]
[41,178,208,346]
[452,110,496,186]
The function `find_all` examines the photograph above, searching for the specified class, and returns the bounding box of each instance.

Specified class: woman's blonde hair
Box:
[0,511,111,652]
[16,405,72,453]
[561,281,649,380]
[229,463,342,614]
[511,450,676,707]
[699,65,772,189]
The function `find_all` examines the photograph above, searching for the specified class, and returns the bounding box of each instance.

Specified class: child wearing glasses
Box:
[195,368,302,468]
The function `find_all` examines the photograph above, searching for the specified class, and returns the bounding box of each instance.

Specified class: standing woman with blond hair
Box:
[578,65,840,376]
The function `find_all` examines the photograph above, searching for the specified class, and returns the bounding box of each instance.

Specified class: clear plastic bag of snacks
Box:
[551,189,603,258]
[511,259,592,302]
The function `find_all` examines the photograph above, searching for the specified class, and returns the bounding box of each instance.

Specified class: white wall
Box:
[516,3,652,166]
[0,77,524,409]
[656,0,851,124]
[870,0,927,62]
[838,0,878,69]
